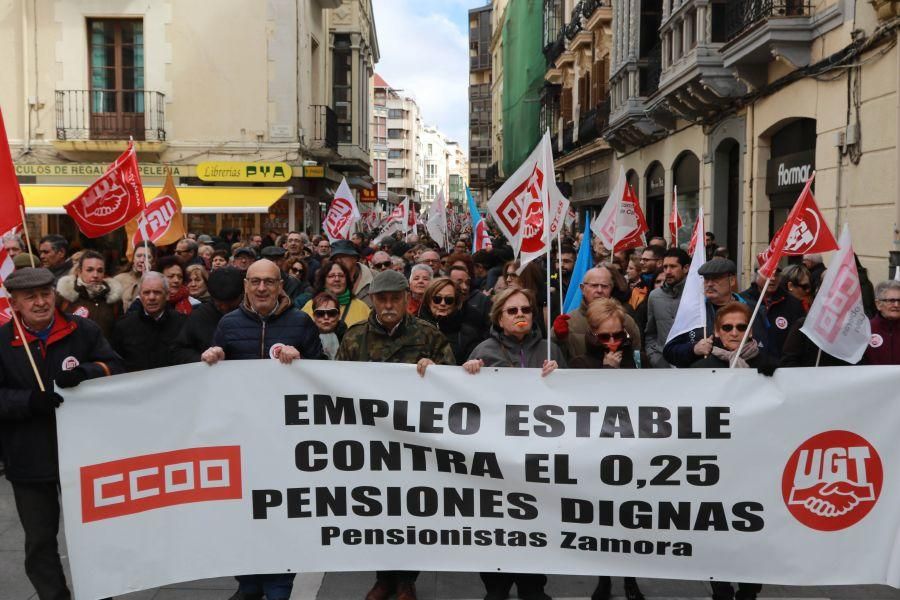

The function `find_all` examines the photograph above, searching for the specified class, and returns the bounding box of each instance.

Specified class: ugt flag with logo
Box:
[800,225,870,364]
[323,178,360,242]
[591,165,649,253]
[65,143,147,238]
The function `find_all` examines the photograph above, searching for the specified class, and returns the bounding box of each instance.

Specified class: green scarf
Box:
[337,289,352,306]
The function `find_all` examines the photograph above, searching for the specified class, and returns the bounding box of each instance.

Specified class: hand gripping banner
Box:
[58,362,900,599]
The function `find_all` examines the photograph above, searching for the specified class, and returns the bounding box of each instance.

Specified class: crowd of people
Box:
[0,223,898,600]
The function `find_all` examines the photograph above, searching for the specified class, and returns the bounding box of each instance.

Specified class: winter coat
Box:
[111,307,187,372]
[663,294,770,368]
[352,263,375,308]
[56,274,123,338]
[467,289,493,331]
[0,312,123,482]
[862,314,900,365]
[301,296,370,327]
[419,305,487,366]
[554,300,642,364]
[741,283,805,360]
[113,270,141,310]
[690,347,780,372]
[336,313,456,365]
[780,316,851,368]
[213,292,325,360]
[468,328,567,369]
[173,301,231,364]
[644,279,685,368]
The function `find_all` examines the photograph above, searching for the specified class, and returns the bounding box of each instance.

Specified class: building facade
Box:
[469,3,493,205]
[376,74,422,204]
[543,0,615,217]
[601,0,900,281]
[2,0,379,245]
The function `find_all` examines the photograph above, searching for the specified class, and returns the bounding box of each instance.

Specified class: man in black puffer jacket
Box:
[0,268,123,600]
[173,267,244,363]
[201,259,323,600]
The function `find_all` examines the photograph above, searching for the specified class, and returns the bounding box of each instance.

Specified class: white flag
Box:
[426,189,448,249]
[667,209,707,344]
[322,178,360,242]
[591,165,648,253]
[800,225,871,364]
[487,130,565,270]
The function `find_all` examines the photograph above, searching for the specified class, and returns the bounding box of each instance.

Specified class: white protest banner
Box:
[59,362,900,599]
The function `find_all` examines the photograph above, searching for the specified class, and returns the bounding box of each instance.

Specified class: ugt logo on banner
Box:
[494,164,545,255]
[782,430,882,531]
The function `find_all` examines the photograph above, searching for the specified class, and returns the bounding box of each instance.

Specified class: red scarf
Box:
[168,286,193,315]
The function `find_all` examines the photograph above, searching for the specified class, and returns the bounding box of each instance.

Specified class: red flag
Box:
[687,211,703,256]
[0,107,27,324]
[758,173,837,278]
[669,186,683,245]
[616,184,649,252]
[65,144,146,238]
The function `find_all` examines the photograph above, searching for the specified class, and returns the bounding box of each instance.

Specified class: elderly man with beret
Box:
[336,269,455,600]
[0,267,123,600]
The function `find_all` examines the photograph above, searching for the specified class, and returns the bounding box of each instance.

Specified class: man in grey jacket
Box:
[644,248,690,368]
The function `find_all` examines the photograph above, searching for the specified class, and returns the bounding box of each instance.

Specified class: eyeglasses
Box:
[505,272,519,279]
[246,277,280,288]
[592,330,627,343]
[504,305,532,316]
[290,267,304,276]
[877,297,900,305]
[720,323,749,333]
[432,295,456,306]
[313,308,340,318]
[373,261,392,270]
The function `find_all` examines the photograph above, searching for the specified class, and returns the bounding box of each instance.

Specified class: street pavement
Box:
[2,478,898,600]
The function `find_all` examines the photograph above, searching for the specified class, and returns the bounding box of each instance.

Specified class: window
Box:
[427,163,437,177]
[388,149,403,159]
[332,34,353,143]
[388,129,403,139]
[388,108,404,119]
[388,168,405,179]
[88,19,145,139]
[427,144,433,157]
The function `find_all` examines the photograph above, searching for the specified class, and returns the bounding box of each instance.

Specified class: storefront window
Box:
[673,152,700,250]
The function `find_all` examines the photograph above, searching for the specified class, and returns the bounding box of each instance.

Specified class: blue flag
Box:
[563,217,592,314]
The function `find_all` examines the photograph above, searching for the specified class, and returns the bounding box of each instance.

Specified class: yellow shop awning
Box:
[21,185,292,215]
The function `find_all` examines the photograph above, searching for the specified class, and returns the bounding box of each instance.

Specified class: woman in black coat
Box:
[418,277,485,365]
[691,301,779,375]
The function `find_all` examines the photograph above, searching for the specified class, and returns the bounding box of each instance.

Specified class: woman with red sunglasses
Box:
[568,297,645,600]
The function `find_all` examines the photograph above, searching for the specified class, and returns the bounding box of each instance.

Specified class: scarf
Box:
[168,286,193,315]
[76,277,109,300]
[336,289,352,306]
[710,338,759,369]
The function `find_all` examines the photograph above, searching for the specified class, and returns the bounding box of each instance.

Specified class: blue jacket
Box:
[663,293,770,368]
[213,293,325,360]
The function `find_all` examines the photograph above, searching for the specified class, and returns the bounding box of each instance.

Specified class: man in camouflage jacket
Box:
[335,269,454,600]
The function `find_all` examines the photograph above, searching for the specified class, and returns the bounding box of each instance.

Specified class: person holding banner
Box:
[0,267,123,600]
[336,269,455,600]
[418,278,485,365]
[690,302,778,376]
[862,280,900,365]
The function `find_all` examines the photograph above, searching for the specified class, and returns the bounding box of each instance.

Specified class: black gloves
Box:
[756,363,777,377]
[55,367,88,389]
[29,391,64,415]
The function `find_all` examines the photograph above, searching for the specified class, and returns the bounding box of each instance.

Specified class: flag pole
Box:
[730,277,770,368]
[17,205,35,268]
[556,228,563,314]
[815,348,822,367]
[672,185,679,249]
[545,232,552,363]
[2,285,45,391]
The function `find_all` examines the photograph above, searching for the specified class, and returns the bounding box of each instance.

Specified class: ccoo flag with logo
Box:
[65,142,147,238]
[487,130,568,270]
[757,172,837,278]
[800,225,870,363]
[322,178,360,242]
[124,171,186,259]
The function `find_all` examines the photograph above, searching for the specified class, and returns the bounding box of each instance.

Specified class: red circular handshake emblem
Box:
[782,430,882,531]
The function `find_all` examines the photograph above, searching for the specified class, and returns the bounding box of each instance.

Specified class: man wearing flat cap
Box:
[331,239,375,307]
[663,258,771,368]
[336,269,455,600]
[232,246,257,271]
[0,267,123,600]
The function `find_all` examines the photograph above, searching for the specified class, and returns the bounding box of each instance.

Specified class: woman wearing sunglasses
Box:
[691,302,779,373]
[418,278,485,365]
[309,292,346,359]
[463,285,562,600]
[780,263,814,312]
[567,298,645,600]
[300,260,370,327]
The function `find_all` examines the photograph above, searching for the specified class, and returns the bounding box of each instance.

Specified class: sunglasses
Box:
[373,261,392,269]
[290,268,304,275]
[720,323,749,333]
[504,305,532,316]
[314,308,340,318]
[592,330,627,343]
[505,272,519,279]
[432,295,456,306]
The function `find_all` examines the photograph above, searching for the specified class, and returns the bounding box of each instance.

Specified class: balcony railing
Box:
[725,0,813,41]
[55,90,165,142]
[311,104,338,152]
